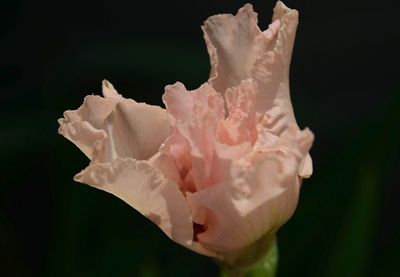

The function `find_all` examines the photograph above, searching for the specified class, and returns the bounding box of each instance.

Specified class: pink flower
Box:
[58,1,313,262]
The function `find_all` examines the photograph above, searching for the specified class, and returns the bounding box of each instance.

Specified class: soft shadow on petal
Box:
[187,149,301,255]
[58,81,171,162]
[102,100,171,161]
[74,158,194,247]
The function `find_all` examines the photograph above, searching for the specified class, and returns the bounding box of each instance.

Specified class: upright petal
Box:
[203,1,300,136]
[203,3,263,94]
[251,1,299,122]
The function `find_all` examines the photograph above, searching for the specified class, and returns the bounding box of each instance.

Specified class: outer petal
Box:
[58,81,172,162]
[187,148,301,255]
[74,158,194,247]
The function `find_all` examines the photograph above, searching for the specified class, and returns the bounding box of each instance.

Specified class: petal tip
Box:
[102,79,122,99]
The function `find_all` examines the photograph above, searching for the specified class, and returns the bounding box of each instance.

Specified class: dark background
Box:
[1,0,399,276]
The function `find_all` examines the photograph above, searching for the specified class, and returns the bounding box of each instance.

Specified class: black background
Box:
[1,0,400,276]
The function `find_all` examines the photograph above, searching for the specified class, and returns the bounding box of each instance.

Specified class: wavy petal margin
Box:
[74,158,194,247]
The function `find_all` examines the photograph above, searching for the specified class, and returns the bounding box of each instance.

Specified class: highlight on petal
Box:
[74,158,194,247]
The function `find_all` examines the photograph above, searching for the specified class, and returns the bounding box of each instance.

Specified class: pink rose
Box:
[58,1,313,262]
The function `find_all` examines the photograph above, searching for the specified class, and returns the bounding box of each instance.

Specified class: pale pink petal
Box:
[251,1,299,120]
[74,158,194,247]
[160,129,193,181]
[178,112,219,191]
[102,79,123,99]
[287,127,314,179]
[298,153,313,178]
[100,100,171,161]
[148,152,181,185]
[187,148,301,255]
[58,95,118,161]
[256,122,314,179]
[58,81,171,162]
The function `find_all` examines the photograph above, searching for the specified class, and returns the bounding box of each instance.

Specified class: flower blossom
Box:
[58,1,313,262]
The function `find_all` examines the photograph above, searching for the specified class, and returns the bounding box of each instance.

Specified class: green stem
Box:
[219,238,278,277]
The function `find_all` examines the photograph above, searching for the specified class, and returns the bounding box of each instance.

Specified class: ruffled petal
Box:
[74,158,194,247]
[163,82,225,124]
[58,81,172,162]
[57,119,107,160]
[161,83,228,191]
[203,1,300,136]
